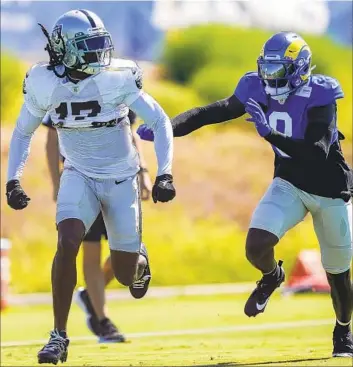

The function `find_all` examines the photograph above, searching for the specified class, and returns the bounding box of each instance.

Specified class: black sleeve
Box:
[171,94,246,137]
[265,103,336,163]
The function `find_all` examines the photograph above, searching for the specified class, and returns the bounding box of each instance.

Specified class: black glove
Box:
[152,174,176,203]
[6,180,30,210]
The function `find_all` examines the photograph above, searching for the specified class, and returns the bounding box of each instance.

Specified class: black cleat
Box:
[244,260,285,317]
[74,287,100,336]
[98,318,126,344]
[38,330,69,365]
[75,287,125,343]
[129,243,151,299]
[332,325,353,357]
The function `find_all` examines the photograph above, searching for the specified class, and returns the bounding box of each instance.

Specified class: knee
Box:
[321,248,352,275]
[57,232,82,258]
[326,269,351,284]
[246,228,279,262]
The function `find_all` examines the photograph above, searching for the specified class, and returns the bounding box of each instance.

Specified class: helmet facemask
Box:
[68,31,114,74]
[258,58,294,100]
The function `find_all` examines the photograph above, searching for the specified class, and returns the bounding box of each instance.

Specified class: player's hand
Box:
[6,180,31,210]
[152,174,176,203]
[139,168,152,200]
[245,98,272,137]
[137,124,154,142]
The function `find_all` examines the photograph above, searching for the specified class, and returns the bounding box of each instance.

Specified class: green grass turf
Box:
[1,293,351,366]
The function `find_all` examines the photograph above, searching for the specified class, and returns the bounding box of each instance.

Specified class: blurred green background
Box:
[1,25,352,293]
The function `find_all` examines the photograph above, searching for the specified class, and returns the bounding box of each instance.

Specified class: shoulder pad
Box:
[98,59,143,94]
[24,63,58,116]
[308,74,344,107]
[234,72,266,105]
[109,58,143,90]
[24,62,54,90]
[108,58,138,71]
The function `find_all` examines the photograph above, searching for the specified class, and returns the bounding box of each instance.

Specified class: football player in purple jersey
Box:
[137,32,353,357]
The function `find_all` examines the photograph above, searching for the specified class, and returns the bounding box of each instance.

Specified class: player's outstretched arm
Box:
[137,94,246,141]
[129,93,176,204]
[172,94,246,136]
[6,104,43,209]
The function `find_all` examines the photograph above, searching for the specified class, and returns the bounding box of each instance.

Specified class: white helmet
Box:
[40,9,113,75]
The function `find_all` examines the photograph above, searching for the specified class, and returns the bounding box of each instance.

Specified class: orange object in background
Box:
[283,250,330,295]
[1,239,11,310]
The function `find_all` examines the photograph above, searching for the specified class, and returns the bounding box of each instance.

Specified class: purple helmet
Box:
[258,32,313,100]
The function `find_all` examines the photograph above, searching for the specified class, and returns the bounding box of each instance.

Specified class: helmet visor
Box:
[259,62,286,79]
[77,35,112,51]
[76,35,113,66]
[258,62,289,88]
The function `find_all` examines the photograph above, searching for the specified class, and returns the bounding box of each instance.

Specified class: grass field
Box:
[1,293,351,366]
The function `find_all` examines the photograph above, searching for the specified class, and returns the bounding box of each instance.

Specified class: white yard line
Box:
[8,283,255,306]
[1,319,333,348]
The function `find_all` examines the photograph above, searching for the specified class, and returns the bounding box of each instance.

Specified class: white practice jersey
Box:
[14,58,172,180]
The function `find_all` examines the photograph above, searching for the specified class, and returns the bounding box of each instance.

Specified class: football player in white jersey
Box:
[6,9,175,365]
[44,110,152,343]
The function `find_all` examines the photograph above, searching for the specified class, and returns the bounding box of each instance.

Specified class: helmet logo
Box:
[297,58,304,67]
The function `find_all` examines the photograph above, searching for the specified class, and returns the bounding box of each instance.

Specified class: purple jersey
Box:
[234,72,344,158]
[233,72,353,200]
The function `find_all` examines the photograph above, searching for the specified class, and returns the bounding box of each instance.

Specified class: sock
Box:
[263,262,280,279]
[263,260,283,280]
[56,329,67,339]
[336,320,351,332]
[263,263,278,276]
